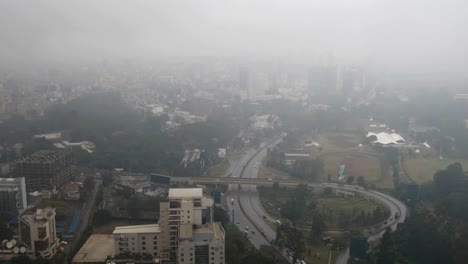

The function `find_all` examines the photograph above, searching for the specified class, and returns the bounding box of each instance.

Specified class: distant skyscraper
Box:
[239,67,249,92]
[308,65,336,95]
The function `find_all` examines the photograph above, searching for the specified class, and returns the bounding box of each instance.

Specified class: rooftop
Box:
[20,208,55,225]
[179,222,224,242]
[113,224,160,234]
[73,234,114,263]
[169,188,203,199]
[0,177,24,186]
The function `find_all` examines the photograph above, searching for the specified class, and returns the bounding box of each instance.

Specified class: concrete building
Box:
[177,222,225,264]
[113,224,162,259]
[14,150,74,193]
[112,188,224,264]
[0,177,27,214]
[18,208,59,258]
[72,234,115,263]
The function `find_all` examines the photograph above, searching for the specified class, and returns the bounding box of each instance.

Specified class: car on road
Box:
[384,221,388,225]
[276,220,282,225]
[251,230,255,234]
[245,226,249,230]
[231,198,235,205]
[268,178,272,181]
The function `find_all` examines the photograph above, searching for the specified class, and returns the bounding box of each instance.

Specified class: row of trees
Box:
[369,163,468,264]
[0,92,240,176]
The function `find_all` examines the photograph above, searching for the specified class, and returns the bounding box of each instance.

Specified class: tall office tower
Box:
[0,177,27,214]
[268,71,279,94]
[19,208,59,258]
[113,188,224,264]
[239,67,249,92]
[307,66,337,94]
[14,150,73,193]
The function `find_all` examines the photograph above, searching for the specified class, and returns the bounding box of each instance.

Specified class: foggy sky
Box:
[0,0,467,77]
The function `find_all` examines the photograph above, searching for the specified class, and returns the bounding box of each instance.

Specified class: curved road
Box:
[226,139,407,264]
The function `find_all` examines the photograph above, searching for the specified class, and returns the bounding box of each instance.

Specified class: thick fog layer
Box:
[0,0,467,77]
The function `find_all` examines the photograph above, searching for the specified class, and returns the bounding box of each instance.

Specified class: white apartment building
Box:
[112,188,225,264]
[113,224,162,259]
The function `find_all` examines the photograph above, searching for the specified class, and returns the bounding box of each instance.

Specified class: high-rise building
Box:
[14,150,73,193]
[112,188,225,264]
[18,208,59,258]
[0,177,27,214]
[308,65,336,95]
[239,67,249,91]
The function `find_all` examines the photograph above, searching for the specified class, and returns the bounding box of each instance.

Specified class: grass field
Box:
[314,132,363,153]
[321,153,381,183]
[206,160,230,177]
[304,245,336,264]
[316,197,389,229]
[259,186,388,229]
[258,166,287,179]
[404,158,468,183]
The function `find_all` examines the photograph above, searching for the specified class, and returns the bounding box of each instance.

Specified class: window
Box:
[181,258,184,262]
[211,257,214,260]
[211,252,214,255]
[141,236,146,240]
[142,246,146,250]
[142,241,146,245]
[181,253,184,257]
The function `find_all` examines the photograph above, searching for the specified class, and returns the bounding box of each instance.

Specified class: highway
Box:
[226,140,281,248]
[212,138,407,264]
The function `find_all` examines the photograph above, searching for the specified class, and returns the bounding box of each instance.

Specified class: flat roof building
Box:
[73,234,115,263]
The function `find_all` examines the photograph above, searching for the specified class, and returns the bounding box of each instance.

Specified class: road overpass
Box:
[172,176,306,186]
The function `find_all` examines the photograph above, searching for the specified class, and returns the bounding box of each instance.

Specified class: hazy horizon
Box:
[0,0,467,79]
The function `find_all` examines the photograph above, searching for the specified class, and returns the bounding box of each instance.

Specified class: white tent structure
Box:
[366,132,405,145]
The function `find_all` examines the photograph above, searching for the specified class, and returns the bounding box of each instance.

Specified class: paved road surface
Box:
[225,138,407,264]
[65,176,102,263]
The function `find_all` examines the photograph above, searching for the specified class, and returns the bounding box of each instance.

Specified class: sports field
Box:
[404,158,468,183]
[321,153,381,183]
[314,132,363,152]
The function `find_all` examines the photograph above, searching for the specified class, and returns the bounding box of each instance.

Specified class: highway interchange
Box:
[216,138,407,263]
